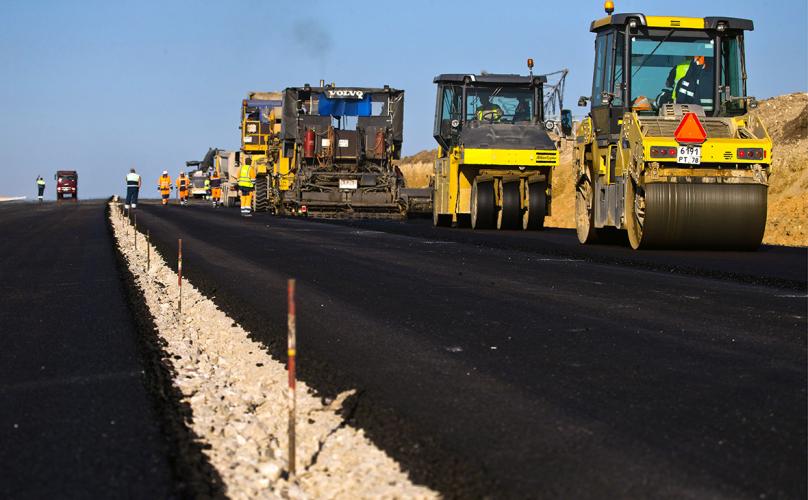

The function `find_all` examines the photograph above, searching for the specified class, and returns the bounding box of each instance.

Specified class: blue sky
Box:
[1,0,805,199]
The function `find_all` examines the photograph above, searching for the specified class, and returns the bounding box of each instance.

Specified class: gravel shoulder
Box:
[109,203,437,499]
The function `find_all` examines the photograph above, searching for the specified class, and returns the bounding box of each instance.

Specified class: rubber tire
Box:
[254,176,268,212]
[432,191,451,227]
[575,168,597,244]
[524,181,547,230]
[498,182,521,230]
[470,179,495,229]
[625,176,643,249]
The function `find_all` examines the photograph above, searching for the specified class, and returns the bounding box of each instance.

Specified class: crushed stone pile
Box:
[109,205,437,499]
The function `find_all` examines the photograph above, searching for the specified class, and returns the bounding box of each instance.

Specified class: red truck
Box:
[55,170,78,200]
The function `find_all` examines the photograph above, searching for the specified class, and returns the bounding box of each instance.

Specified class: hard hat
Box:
[632,95,652,111]
[694,56,705,66]
[162,170,168,175]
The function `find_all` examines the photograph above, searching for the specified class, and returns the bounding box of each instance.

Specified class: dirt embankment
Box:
[398,93,807,247]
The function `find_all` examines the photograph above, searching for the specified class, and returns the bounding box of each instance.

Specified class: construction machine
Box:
[431,64,563,229]
[276,84,407,218]
[575,3,772,249]
[241,92,284,212]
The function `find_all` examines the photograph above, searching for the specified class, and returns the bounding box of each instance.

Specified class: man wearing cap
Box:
[125,168,142,210]
[158,170,172,206]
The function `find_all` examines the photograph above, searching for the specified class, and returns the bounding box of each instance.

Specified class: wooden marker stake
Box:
[287,278,297,477]
[178,238,183,314]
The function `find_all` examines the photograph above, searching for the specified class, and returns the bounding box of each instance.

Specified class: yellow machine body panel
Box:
[592,15,705,30]
[274,149,296,191]
[462,148,559,167]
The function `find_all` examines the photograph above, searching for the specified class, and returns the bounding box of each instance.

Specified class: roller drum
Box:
[641,183,767,249]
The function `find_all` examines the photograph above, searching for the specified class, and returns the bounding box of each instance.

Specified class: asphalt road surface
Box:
[137,201,805,499]
[0,201,177,498]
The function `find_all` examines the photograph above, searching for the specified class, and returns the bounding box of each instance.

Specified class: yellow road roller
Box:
[575,3,772,249]
[431,66,564,229]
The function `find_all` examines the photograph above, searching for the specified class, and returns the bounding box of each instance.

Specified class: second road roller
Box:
[575,3,772,249]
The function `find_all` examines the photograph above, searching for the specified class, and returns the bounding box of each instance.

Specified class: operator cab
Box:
[581,11,755,136]
[432,74,550,152]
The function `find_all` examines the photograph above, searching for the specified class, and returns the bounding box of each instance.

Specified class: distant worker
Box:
[475,95,503,122]
[204,177,211,199]
[667,55,708,105]
[35,175,45,202]
[210,169,222,207]
[125,168,142,210]
[176,171,190,206]
[238,158,256,217]
[158,170,172,206]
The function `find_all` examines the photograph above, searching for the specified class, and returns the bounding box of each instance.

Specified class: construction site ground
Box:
[126,200,805,498]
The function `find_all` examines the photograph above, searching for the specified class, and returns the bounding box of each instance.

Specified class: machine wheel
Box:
[498,181,521,230]
[254,176,268,212]
[433,208,451,227]
[523,181,547,230]
[575,167,597,244]
[470,179,495,229]
[625,176,645,249]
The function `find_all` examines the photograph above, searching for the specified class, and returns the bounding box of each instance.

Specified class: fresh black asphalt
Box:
[135,200,807,499]
[0,201,177,499]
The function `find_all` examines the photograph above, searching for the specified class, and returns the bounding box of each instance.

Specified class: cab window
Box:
[721,36,746,114]
[592,33,608,104]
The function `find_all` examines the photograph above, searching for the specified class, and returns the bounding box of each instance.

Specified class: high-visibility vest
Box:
[210,174,221,188]
[238,165,255,188]
[36,179,45,186]
[177,176,188,189]
[671,61,690,103]
[126,172,141,187]
[204,179,211,189]
[476,105,502,121]
[159,175,171,189]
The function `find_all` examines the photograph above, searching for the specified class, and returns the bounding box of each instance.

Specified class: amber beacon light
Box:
[604,1,614,14]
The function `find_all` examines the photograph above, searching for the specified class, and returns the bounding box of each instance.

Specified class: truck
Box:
[574,4,772,249]
[55,170,78,200]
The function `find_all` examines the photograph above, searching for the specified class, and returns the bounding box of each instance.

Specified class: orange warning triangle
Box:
[674,112,707,144]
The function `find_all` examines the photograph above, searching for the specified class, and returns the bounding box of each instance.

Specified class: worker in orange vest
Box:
[238,158,256,217]
[176,171,190,206]
[158,170,172,206]
[210,169,222,207]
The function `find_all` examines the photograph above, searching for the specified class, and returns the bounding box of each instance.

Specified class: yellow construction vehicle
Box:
[240,92,286,212]
[575,3,771,249]
[431,64,563,229]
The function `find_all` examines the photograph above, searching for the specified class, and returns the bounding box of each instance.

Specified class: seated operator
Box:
[666,55,709,105]
[475,95,504,122]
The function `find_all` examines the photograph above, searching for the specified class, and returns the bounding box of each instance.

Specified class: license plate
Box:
[677,145,701,165]
[339,179,358,190]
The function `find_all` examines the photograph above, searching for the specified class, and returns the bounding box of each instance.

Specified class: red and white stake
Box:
[146,229,150,272]
[178,238,183,314]
[287,278,297,477]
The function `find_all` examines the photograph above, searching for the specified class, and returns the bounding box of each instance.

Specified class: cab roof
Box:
[433,74,547,85]
[591,13,753,32]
